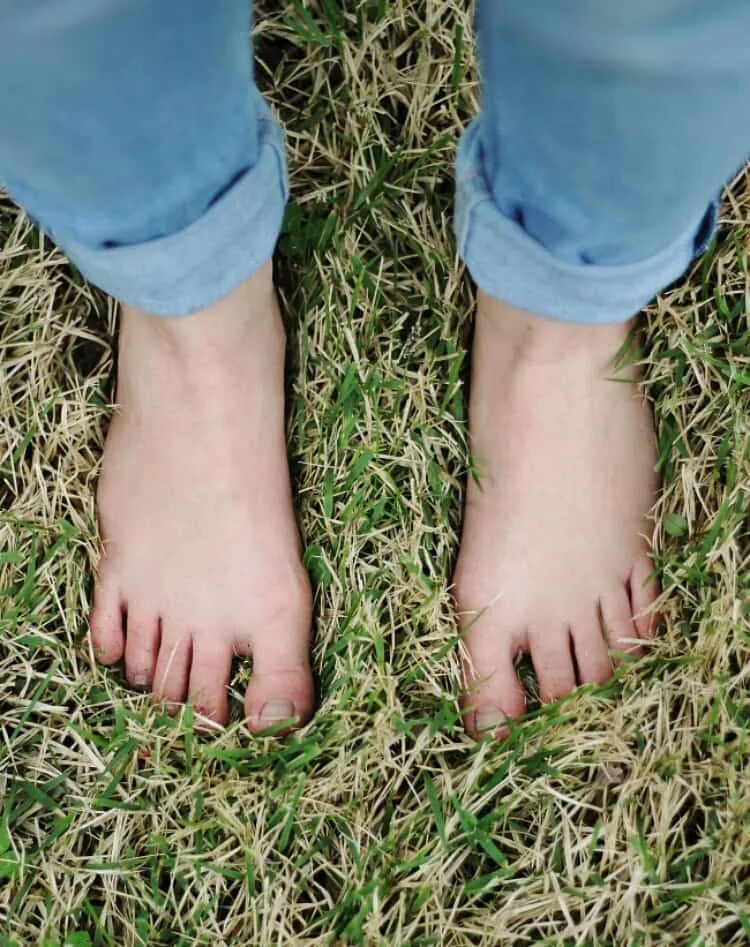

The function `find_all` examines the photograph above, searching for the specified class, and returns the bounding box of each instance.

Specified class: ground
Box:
[1,3,749,945]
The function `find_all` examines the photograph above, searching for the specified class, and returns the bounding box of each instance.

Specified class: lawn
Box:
[1,2,749,945]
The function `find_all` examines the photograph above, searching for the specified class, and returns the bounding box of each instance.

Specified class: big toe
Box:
[244,635,314,736]
[89,573,125,666]
[461,632,527,739]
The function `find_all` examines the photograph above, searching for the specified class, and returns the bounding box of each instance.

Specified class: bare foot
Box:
[89,262,314,733]
[454,292,660,738]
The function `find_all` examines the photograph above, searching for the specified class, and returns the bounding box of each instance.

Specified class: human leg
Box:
[454,0,750,736]
[0,0,313,730]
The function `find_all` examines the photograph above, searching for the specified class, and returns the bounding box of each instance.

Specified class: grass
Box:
[1,2,749,944]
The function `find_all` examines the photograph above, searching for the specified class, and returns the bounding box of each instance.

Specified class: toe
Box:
[601,587,642,662]
[243,634,314,736]
[629,553,661,639]
[89,577,125,666]
[461,634,527,739]
[529,627,577,703]
[571,614,612,685]
[152,625,192,708]
[188,637,233,727]
[123,609,161,689]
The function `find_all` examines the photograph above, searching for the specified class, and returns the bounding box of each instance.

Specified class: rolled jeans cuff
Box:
[455,118,717,325]
[52,95,288,317]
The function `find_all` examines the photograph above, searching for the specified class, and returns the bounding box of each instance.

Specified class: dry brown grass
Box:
[1,3,749,945]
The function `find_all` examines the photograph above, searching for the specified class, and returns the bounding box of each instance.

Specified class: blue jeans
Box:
[1,0,749,321]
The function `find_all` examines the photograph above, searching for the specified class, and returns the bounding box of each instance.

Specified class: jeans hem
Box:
[54,100,289,317]
[454,118,717,325]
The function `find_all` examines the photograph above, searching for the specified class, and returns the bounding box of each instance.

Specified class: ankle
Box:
[119,261,281,361]
[477,291,635,373]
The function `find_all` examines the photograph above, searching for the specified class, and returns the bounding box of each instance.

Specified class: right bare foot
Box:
[454,293,661,739]
[89,262,314,733]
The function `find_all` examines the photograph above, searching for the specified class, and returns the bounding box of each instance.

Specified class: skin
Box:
[454,292,660,738]
[89,261,314,732]
[88,269,658,739]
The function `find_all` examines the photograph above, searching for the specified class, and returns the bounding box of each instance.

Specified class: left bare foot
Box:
[89,262,314,733]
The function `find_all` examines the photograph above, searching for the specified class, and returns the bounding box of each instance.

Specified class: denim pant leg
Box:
[0,0,287,316]
[457,0,750,324]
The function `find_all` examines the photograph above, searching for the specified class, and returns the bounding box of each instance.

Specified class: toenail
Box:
[259,699,295,725]
[132,674,150,689]
[475,707,507,733]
